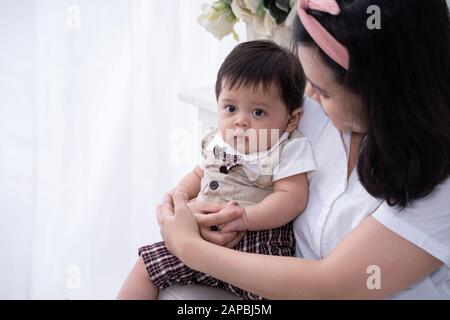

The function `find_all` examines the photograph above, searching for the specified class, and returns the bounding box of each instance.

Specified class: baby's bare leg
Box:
[116,256,158,300]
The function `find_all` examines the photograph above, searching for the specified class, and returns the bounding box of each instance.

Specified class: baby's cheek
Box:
[254,131,275,152]
[219,127,234,142]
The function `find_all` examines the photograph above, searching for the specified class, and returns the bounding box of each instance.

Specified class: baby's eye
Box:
[225,105,236,113]
[252,108,266,117]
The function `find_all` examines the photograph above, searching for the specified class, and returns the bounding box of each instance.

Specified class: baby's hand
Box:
[219,205,248,232]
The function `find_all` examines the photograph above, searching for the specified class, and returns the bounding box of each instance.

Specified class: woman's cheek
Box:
[320,100,332,118]
[321,102,347,130]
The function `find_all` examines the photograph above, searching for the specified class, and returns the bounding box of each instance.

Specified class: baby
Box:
[119,40,316,300]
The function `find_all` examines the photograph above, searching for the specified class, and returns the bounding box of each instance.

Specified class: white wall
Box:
[0,0,244,299]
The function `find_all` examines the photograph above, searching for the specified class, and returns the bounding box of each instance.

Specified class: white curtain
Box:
[0,0,245,299]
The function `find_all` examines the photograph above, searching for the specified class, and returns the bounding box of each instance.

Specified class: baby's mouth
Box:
[234,135,248,141]
[233,129,249,140]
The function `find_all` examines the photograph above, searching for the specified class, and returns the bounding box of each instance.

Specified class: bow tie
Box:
[212,145,243,174]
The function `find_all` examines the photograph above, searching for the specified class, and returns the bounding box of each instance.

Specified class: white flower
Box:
[230,0,260,21]
[232,0,277,37]
[198,0,297,42]
[284,0,298,27]
[197,3,238,41]
[251,12,277,37]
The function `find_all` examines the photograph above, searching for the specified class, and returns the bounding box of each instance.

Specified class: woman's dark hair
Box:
[294,0,450,208]
[215,40,306,114]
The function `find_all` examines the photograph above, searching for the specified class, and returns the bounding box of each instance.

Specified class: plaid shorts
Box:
[138,223,294,300]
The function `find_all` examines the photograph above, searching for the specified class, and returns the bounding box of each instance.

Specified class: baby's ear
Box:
[286,108,303,133]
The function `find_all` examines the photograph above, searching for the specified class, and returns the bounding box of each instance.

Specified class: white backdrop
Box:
[0,0,245,299]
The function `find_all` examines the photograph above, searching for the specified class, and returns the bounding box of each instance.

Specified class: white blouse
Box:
[295,97,450,299]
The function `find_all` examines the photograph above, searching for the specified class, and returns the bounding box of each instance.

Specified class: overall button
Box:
[219,166,229,174]
[209,180,219,190]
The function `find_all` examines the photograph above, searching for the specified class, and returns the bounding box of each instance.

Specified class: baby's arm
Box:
[171,166,204,201]
[220,173,309,232]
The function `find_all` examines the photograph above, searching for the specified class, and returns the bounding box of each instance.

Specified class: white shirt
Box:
[199,130,317,182]
[296,97,450,300]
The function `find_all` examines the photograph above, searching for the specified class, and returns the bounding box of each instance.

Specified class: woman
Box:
[152,0,450,299]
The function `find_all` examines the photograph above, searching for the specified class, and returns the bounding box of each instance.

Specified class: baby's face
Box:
[217,81,291,154]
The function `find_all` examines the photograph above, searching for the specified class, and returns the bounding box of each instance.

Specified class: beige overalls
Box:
[197,128,305,209]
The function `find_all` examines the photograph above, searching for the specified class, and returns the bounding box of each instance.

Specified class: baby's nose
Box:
[234,117,250,127]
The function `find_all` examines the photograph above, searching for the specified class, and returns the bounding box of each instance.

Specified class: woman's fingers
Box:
[225,231,246,248]
[156,193,175,226]
[219,223,233,233]
[195,206,242,227]
[200,228,245,248]
[164,192,174,207]
[200,227,239,246]
[172,192,189,213]
[188,200,230,214]
[158,192,202,259]
[156,204,162,225]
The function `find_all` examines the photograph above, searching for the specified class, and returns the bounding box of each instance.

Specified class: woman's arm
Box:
[221,173,308,232]
[185,217,443,299]
[159,194,443,299]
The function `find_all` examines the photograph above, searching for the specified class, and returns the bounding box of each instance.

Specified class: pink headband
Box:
[297,0,349,70]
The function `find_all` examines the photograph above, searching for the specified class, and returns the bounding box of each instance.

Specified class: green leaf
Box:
[226,11,238,23]
[257,1,266,17]
[232,30,240,42]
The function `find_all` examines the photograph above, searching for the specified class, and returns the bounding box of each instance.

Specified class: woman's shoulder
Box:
[372,176,450,267]
[374,176,450,221]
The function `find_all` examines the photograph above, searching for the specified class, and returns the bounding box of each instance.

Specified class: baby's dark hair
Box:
[215,40,306,114]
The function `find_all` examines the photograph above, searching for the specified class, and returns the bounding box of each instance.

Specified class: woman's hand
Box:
[187,200,246,248]
[156,192,203,259]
